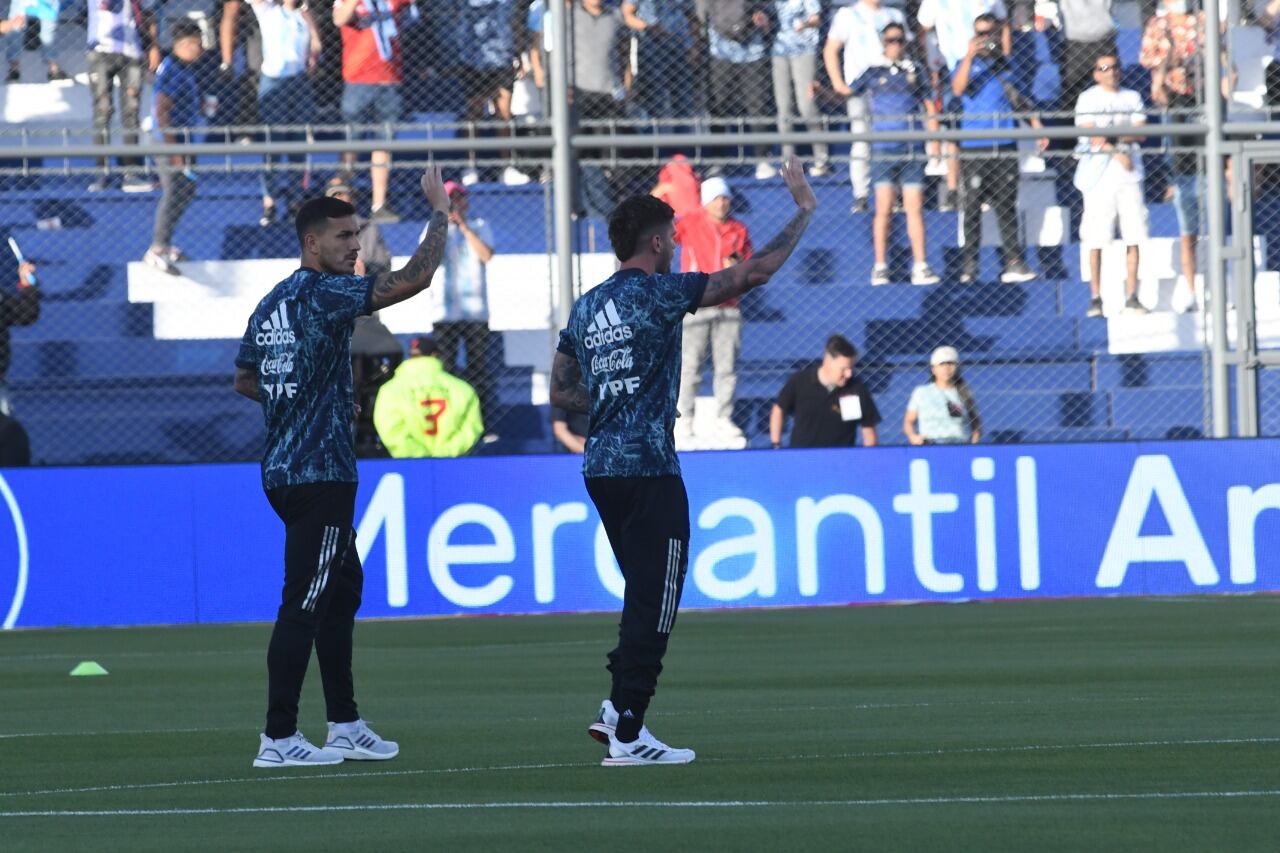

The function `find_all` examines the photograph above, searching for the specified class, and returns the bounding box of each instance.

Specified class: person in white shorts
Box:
[1073,52,1149,317]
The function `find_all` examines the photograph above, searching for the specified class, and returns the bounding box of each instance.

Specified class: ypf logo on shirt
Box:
[255,302,296,346]
[583,299,633,350]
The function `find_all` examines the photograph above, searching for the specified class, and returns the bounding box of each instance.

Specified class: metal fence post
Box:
[1205,0,1231,436]
[550,3,575,334]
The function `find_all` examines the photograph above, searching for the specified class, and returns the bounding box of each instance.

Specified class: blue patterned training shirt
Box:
[236,268,374,490]
[557,268,708,478]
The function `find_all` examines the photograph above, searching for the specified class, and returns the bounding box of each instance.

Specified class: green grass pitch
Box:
[2,597,1278,851]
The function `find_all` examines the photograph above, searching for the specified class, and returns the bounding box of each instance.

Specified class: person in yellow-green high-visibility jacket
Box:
[372,336,484,458]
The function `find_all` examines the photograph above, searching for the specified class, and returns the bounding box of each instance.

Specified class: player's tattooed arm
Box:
[234,366,261,401]
[370,209,448,310]
[701,155,817,307]
[549,351,590,414]
[370,168,453,310]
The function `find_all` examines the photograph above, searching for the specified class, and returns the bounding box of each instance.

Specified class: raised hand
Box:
[779,155,817,212]
[421,167,450,213]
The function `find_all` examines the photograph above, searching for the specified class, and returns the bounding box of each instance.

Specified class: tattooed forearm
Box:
[549,351,590,414]
[370,209,449,310]
[700,207,812,307]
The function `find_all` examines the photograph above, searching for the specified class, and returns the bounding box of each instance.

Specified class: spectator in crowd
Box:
[334,0,416,223]
[652,153,704,219]
[419,180,500,431]
[0,260,39,417]
[252,0,321,227]
[675,176,749,447]
[525,0,549,113]
[850,23,941,286]
[1056,0,1118,106]
[86,0,160,192]
[770,334,881,448]
[220,0,263,133]
[570,0,628,218]
[951,12,1045,284]
[904,345,982,444]
[143,21,206,277]
[372,336,485,458]
[621,0,697,119]
[4,0,63,81]
[0,412,30,466]
[917,0,1009,74]
[551,405,588,453]
[324,180,393,276]
[1074,52,1149,317]
[770,0,828,175]
[1140,0,1207,308]
[455,0,529,187]
[823,0,908,211]
[705,0,776,180]
[916,0,1008,214]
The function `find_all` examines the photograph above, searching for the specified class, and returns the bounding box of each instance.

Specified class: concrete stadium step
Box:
[1109,387,1207,438]
[8,338,240,383]
[22,407,264,467]
[1095,353,1206,390]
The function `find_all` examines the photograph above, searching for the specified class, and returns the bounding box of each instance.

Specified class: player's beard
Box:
[656,247,673,275]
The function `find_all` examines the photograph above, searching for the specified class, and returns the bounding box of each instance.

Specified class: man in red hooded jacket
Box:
[672,176,750,448]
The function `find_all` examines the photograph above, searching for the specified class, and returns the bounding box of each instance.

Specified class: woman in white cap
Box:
[903,346,982,445]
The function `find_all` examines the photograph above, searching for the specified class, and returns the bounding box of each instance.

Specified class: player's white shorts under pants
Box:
[1081,182,1149,250]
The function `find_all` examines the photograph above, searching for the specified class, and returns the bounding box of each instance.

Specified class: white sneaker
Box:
[588,699,618,745]
[809,161,831,178]
[501,166,532,186]
[603,727,695,766]
[460,168,480,186]
[143,248,181,276]
[755,161,778,180]
[324,719,399,761]
[870,264,891,286]
[911,263,941,285]
[252,732,344,768]
[712,416,743,440]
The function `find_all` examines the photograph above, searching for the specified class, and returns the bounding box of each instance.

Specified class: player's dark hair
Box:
[410,336,439,357]
[824,335,857,360]
[608,195,675,262]
[295,196,356,249]
[880,22,905,37]
[170,19,203,43]
[973,12,1000,29]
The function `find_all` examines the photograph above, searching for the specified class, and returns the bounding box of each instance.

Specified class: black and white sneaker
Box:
[588,699,619,745]
[602,727,695,766]
[1123,295,1149,315]
[1086,297,1104,318]
[1000,259,1038,283]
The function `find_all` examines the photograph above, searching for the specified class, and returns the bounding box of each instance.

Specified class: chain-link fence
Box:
[0,0,1270,465]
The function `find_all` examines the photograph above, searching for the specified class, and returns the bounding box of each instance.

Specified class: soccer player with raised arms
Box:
[234,168,452,768]
[551,155,817,766]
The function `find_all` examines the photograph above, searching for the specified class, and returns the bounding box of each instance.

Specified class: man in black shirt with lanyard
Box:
[769,335,880,448]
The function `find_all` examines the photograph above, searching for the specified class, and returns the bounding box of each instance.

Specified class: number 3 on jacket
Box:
[420,398,448,435]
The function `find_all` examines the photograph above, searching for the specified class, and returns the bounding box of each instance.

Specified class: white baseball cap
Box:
[700,177,732,207]
[930,345,960,366]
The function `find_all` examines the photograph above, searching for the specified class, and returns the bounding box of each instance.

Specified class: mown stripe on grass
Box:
[4,736,1277,800]
[5,789,1280,817]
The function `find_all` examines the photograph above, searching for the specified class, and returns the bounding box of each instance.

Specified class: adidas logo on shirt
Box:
[583,299,633,350]
[255,302,296,346]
